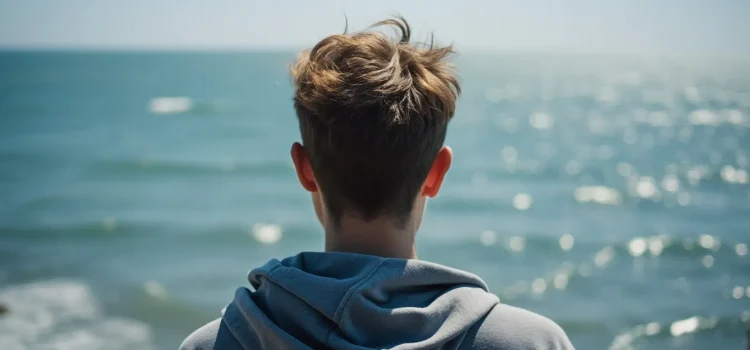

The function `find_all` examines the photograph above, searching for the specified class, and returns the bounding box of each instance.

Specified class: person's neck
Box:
[324,214,417,259]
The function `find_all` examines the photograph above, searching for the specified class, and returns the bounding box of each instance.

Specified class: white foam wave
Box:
[148,96,193,115]
[0,280,154,350]
[611,315,721,349]
[609,321,662,350]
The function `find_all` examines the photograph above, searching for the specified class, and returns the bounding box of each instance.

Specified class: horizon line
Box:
[1,46,748,60]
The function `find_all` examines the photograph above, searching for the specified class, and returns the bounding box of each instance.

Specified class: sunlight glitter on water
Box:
[574,186,622,205]
[645,322,661,336]
[531,278,547,295]
[660,174,680,193]
[507,236,526,252]
[698,234,721,251]
[689,109,721,126]
[670,317,700,336]
[143,281,168,300]
[687,167,703,185]
[479,230,497,246]
[731,286,744,299]
[735,243,748,256]
[634,177,659,199]
[559,234,575,251]
[512,193,533,210]
[6,52,750,349]
[594,247,614,268]
[628,237,647,257]
[610,313,729,350]
[553,273,569,290]
[648,237,665,256]
[610,322,662,350]
[529,112,554,130]
[720,165,749,184]
[669,316,718,337]
[251,223,283,244]
[148,96,193,115]
[725,109,744,125]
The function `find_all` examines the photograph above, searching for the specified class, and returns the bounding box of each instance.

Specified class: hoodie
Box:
[180,252,574,350]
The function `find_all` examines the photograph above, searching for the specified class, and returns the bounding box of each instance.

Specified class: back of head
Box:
[291,16,460,223]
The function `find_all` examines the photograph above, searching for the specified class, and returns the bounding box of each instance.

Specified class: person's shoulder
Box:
[179,318,221,350]
[462,303,574,350]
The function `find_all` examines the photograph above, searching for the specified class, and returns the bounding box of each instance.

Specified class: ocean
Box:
[0,51,749,349]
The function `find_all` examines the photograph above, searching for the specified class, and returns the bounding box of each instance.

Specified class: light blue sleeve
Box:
[179,318,221,350]
[462,304,575,350]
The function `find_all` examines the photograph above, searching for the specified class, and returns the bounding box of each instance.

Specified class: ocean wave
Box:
[434,230,748,259]
[90,158,292,177]
[0,280,155,350]
[148,97,193,115]
[1,221,316,251]
[609,312,750,349]
[428,232,749,301]
[147,97,233,116]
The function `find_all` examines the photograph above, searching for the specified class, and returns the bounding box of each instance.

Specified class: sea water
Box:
[1,52,749,349]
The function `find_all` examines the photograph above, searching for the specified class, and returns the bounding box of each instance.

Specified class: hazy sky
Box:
[1,0,748,54]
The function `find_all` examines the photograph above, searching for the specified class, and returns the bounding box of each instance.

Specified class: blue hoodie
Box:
[180,252,574,349]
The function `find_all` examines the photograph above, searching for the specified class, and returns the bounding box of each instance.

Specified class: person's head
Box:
[290,16,459,232]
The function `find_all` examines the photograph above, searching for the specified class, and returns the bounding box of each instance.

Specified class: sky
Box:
[1,0,749,54]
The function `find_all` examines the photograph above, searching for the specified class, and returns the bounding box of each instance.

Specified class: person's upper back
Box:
[180,252,574,350]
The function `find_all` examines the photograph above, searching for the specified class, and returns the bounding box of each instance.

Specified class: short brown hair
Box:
[291,16,460,222]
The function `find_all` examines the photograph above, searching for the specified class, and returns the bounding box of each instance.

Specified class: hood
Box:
[221,252,500,349]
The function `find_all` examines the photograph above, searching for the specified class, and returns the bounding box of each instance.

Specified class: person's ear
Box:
[422,146,452,198]
[291,142,318,192]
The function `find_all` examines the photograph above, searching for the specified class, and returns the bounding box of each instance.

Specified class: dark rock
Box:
[0,303,8,316]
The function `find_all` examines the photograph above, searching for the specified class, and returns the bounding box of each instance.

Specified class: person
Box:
[180,17,574,350]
